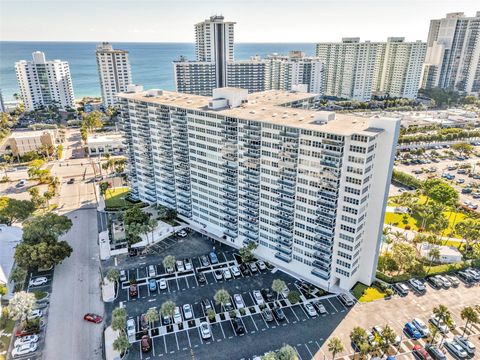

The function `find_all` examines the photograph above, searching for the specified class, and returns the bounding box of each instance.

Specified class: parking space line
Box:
[176,278,180,291]
[151,335,156,356]
[304,342,314,358]
[197,326,204,344]
[139,342,143,359]
[193,274,199,287]
[174,332,180,350]
[219,321,226,339]
[185,276,190,289]
[249,315,259,331]
[293,346,303,360]
[163,335,167,353]
[289,306,300,321]
[326,298,338,312]
[186,329,192,348]
[298,304,309,318]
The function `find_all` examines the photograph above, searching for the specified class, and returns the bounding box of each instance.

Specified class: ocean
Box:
[0,42,315,102]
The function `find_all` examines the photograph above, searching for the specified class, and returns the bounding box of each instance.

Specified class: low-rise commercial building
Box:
[0,129,58,157]
[86,133,124,156]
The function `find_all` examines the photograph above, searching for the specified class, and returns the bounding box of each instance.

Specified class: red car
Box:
[141,335,151,352]
[413,344,433,360]
[84,313,103,324]
[15,328,39,337]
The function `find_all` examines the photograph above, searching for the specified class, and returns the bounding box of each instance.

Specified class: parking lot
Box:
[106,231,357,360]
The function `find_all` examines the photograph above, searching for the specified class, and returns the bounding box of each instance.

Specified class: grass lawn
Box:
[352,283,386,302]
[104,187,132,209]
[0,318,15,354]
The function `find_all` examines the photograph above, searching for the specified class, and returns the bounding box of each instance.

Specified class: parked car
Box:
[457,270,474,283]
[183,304,193,320]
[201,299,212,312]
[230,265,241,277]
[465,268,480,281]
[15,327,39,338]
[412,318,430,337]
[119,270,127,282]
[404,322,422,339]
[262,289,275,302]
[83,313,103,324]
[184,258,193,271]
[429,316,448,333]
[147,278,157,292]
[233,294,245,309]
[312,301,327,315]
[140,314,149,331]
[129,284,138,298]
[444,339,468,358]
[67,178,75,184]
[29,277,48,287]
[162,314,171,325]
[16,179,27,188]
[231,317,245,334]
[454,335,476,356]
[200,255,210,267]
[444,274,459,287]
[252,290,264,305]
[257,261,267,271]
[11,342,37,357]
[176,260,185,272]
[148,265,156,277]
[436,275,451,289]
[338,294,354,307]
[159,278,167,290]
[425,345,447,360]
[272,307,285,321]
[258,307,272,321]
[141,335,151,352]
[214,270,223,281]
[223,300,234,312]
[427,276,442,289]
[239,263,249,275]
[413,344,433,360]
[408,279,426,293]
[126,319,136,338]
[27,309,43,321]
[394,283,409,296]
[13,335,38,347]
[304,303,318,317]
[199,321,211,339]
[196,273,206,284]
[173,307,182,324]
[209,252,219,264]
[248,262,258,273]
[223,268,232,280]
[176,230,188,238]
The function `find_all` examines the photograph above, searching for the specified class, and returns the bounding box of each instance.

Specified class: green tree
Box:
[106,268,120,283]
[160,300,176,318]
[43,191,54,210]
[9,267,27,287]
[451,142,474,157]
[426,246,441,273]
[327,337,344,359]
[272,279,286,300]
[214,289,231,309]
[145,307,160,325]
[261,352,277,360]
[277,344,298,360]
[391,242,417,275]
[239,241,258,263]
[22,213,72,244]
[379,325,396,354]
[111,307,127,332]
[112,332,130,355]
[0,197,35,225]
[7,291,36,325]
[162,255,176,271]
[350,326,368,349]
[460,306,479,336]
[286,291,300,304]
[14,240,73,270]
[455,219,480,249]
[82,111,103,132]
[424,180,458,206]
[433,304,453,330]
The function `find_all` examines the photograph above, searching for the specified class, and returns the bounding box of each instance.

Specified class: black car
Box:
[67,178,75,184]
[231,318,245,334]
[162,315,171,325]
[457,271,473,284]
[200,255,210,267]
[425,345,447,360]
[201,299,212,312]
[272,307,285,321]
[426,276,442,289]
[261,289,275,302]
[239,263,249,276]
[196,273,206,284]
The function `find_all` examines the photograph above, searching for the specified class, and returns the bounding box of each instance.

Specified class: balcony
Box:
[312,260,329,272]
[242,231,258,241]
[276,197,295,206]
[242,208,259,218]
[223,185,237,194]
[276,220,293,231]
[275,244,292,255]
[316,227,334,237]
[145,189,156,197]
[278,178,295,188]
[320,160,341,169]
[275,228,293,239]
[223,177,236,186]
[277,213,293,222]
[311,268,329,281]
[243,169,259,177]
[242,200,259,210]
[222,193,237,202]
[160,163,174,172]
[280,130,299,138]
[178,203,191,211]
[177,209,192,218]
[314,251,331,262]
[161,184,175,192]
[276,237,292,247]
[314,242,332,253]
[224,229,238,239]
[222,153,237,162]
[224,207,237,217]
[245,151,260,159]
[241,216,258,225]
[223,162,238,171]
[276,203,294,214]
[162,196,176,206]
[177,196,191,205]
[277,187,295,197]
[244,124,261,131]
[275,252,292,263]
[244,177,260,185]
[280,168,297,178]
[224,222,238,232]
[243,222,257,232]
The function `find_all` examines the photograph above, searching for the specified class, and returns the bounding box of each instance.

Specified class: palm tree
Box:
[145,307,160,326]
[433,304,452,343]
[43,191,54,210]
[272,279,286,300]
[112,332,130,355]
[379,325,397,355]
[460,306,479,336]
[160,301,176,319]
[162,255,176,271]
[214,289,231,311]
[327,337,344,359]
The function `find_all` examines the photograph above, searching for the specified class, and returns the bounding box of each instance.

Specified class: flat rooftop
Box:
[87,133,123,144]
[11,129,56,138]
[117,89,392,136]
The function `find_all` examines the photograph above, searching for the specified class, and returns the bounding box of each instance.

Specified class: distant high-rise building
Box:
[15,51,75,111]
[174,17,324,96]
[96,42,132,107]
[421,12,480,94]
[117,86,400,291]
[316,38,426,101]
[0,90,5,113]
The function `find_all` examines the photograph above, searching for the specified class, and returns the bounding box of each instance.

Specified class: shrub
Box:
[207,309,216,321]
[287,291,300,304]
[239,308,246,316]
[229,310,237,318]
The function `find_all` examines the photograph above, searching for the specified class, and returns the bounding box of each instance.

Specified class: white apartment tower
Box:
[422,12,480,94]
[0,90,5,113]
[96,42,132,107]
[117,86,400,291]
[15,51,75,111]
[316,38,426,101]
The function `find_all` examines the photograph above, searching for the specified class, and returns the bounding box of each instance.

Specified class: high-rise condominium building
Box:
[422,12,480,94]
[117,86,400,291]
[174,17,324,96]
[15,51,75,111]
[0,90,5,113]
[96,42,132,108]
[316,38,426,101]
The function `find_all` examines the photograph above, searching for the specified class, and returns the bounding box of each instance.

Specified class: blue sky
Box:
[1,0,479,42]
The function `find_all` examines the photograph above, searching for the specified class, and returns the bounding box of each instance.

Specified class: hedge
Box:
[392,169,423,189]
[376,262,469,283]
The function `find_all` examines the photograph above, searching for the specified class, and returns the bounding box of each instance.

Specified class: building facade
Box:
[15,51,75,111]
[316,38,426,101]
[96,42,132,108]
[117,86,400,291]
[0,89,5,113]
[0,129,58,157]
[421,12,480,94]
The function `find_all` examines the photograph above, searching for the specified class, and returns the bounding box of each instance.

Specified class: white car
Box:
[176,260,185,272]
[408,279,426,293]
[454,335,476,356]
[257,261,267,271]
[436,275,451,288]
[27,309,43,321]
[148,265,156,277]
[304,303,317,317]
[29,277,48,287]
[465,268,480,281]
[12,342,38,357]
[126,319,136,338]
[177,230,188,238]
[199,321,211,339]
[159,278,167,290]
[281,286,290,299]
[173,307,183,324]
[119,270,127,282]
[184,259,193,271]
[233,294,245,309]
[14,335,39,347]
[444,339,468,358]
[430,316,448,333]
[252,290,264,305]
[412,318,430,337]
[230,265,241,277]
[223,268,232,280]
[183,304,193,320]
